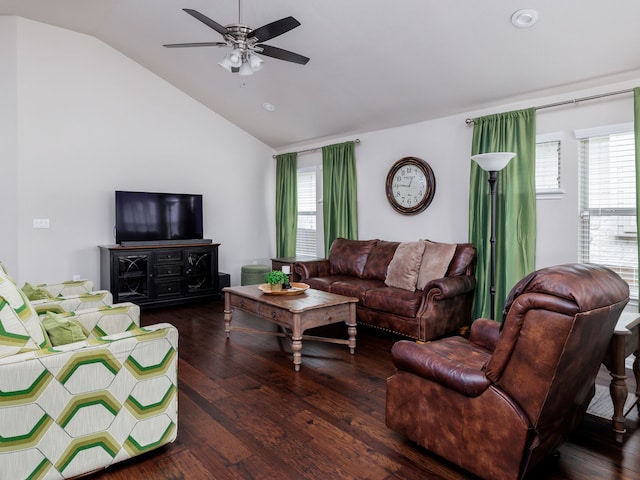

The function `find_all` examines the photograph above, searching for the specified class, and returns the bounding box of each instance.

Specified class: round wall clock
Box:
[385,156,436,215]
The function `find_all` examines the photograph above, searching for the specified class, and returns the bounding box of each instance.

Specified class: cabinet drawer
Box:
[155,264,182,278]
[258,304,289,325]
[155,280,183,297]
[230,295,259,314]
[155,250,183,263]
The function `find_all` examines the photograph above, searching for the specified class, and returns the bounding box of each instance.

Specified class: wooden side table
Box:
[589,311,640,442]
[271,256,319,282]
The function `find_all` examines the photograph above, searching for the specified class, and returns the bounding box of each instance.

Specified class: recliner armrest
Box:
[469,318,501,352]
[391,339,491,397]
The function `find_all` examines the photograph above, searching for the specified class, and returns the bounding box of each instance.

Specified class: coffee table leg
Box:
[347,303,357,354]
[292,336,303,371]
[224,293,232,339]
[290,314,302,371]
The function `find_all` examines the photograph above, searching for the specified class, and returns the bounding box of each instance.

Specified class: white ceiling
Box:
[3,0,640,148]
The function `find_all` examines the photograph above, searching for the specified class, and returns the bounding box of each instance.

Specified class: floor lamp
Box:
[471,152,516,320]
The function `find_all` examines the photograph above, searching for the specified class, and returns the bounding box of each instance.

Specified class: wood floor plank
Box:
[81,300,639,480]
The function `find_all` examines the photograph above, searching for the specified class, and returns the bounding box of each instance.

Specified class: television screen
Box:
[115,191,203,244]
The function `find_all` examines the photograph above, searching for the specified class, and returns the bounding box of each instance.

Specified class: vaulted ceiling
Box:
[3,0,640,148]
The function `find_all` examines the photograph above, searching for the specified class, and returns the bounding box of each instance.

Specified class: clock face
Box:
[385,157,436,214]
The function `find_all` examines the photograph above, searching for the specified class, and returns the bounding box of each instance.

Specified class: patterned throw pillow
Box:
[41,312,88,346]
[0,272,49,350]
[0,295,40,358]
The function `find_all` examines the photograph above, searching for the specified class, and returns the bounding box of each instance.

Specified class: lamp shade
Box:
[471,152,516,172]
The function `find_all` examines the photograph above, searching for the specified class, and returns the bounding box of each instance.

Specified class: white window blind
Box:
[535,138,561,194]
[577,124,637,300]
[296,169,317,256]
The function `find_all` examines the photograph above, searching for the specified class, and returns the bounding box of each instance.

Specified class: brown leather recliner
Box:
[385,263,629,480]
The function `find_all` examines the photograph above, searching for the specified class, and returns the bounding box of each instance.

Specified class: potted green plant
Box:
[265,270,289,292]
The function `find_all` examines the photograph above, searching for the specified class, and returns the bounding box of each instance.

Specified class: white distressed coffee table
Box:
[223,285,358,371]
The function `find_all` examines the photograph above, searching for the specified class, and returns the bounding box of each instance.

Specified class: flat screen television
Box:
[115,191,204,245]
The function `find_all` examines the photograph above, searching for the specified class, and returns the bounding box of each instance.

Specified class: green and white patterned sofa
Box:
[0,266,178,479]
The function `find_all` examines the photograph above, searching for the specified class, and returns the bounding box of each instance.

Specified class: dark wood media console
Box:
[99,243,222,308]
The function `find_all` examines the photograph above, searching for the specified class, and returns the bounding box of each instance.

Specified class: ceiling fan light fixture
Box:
[248,53,264,72]
[239,61,254,76]
[226,49,243,67]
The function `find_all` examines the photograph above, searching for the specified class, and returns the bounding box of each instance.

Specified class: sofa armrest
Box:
[31,290,114,314]
[423,275,476,300]
[36,279,94,297]
[469,318,501,352]
[294,259,331,279]
[417,275,477,339]
[42,303,141,339]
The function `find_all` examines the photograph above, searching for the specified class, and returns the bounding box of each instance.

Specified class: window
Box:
[296,168,317,256]
[536,133,562,196]
[577,123,637,300]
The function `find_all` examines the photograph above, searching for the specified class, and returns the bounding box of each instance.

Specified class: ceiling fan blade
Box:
[257,44,309,65]
[183,8,230,37]
[250,16,300,42]
[164,42,227,48]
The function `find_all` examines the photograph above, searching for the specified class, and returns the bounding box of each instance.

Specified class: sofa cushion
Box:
[416,240,457,290]
[330,278,386,302]
[364,287,423,318]
[329,238,378,278]
[385,241,426,291]
[304,275,351,292]
[362,241,399,280]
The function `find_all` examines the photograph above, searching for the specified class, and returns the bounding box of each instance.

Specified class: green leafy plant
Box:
[265,270,288,285]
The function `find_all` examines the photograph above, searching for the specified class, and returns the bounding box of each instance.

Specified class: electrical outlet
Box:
[72,274,81,281]
[33,219,50,229]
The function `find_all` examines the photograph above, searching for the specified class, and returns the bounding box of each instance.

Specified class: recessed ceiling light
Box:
[511,9,538,28]
[262,102,276,112]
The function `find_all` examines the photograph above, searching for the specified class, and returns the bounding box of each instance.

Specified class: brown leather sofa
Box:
[294,238,476,342]
[385,263,629,480]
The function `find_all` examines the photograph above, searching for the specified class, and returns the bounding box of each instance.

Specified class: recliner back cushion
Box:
[329,238,378,278]
[362,241,399,280]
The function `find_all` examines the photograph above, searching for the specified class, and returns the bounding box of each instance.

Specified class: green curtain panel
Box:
[322,142,358,257]
[275,152,298,258]
[635,87,640,312]
[469,108,537,320]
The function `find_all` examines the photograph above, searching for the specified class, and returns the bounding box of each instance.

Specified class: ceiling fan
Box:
[163,4,310,76]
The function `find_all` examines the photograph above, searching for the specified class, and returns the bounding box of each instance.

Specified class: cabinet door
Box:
[185,247,217,294]
[113,251,152,302]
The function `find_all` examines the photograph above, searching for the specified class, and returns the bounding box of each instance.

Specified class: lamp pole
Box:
[487,170,498,320]
[471,152,516,320]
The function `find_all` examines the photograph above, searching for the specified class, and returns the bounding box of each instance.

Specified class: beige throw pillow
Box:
[385,241,426,291]
[416,240,457,290]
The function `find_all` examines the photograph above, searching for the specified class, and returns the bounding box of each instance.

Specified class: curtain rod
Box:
[272,139,360,159]
[464,88,635,125]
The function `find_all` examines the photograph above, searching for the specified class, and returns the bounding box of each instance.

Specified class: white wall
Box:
[0,17,19,274]
[276,77,639,271]
[6,17,274,286]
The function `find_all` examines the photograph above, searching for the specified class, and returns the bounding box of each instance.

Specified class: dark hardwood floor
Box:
[86,300,639,480]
